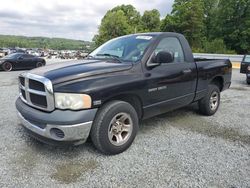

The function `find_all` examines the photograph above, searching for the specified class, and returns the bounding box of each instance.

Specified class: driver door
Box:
[16,54,25,68]
[18,54,33,68]
[143,37,197,118]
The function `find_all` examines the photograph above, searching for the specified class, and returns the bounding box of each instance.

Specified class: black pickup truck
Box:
[240,55,250,84]
[16,32,232,155]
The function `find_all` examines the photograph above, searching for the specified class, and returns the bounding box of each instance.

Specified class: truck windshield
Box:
[89,35,155,62]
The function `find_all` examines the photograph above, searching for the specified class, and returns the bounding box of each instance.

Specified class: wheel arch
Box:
[42,59,46,65]
[210,76,224,91]
[103,93,143,120]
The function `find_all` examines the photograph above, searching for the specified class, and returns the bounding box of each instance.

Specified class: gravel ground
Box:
[0,61,249,187]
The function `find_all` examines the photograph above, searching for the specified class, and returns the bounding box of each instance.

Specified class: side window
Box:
[18,55,23,59]
[155,37,185,63]
[22,54,30,59]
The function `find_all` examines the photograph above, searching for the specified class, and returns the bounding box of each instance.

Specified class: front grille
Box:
[18,73,54,111]
[30,93,47,108]
[19,77,25,86]
[29,79,45,91]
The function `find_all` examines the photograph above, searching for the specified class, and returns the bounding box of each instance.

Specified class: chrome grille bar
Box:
[19,73,55,111]
[25,75,31,103]
[27,89,47,96]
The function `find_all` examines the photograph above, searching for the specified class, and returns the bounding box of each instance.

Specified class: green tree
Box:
[94,5,142,46]
[0,35,90,50]
[161,15,177,32]
[203,0,219,39]
[215,0,250,54]
[202,38,236,54]
[141,9,161,32]
[94,10,132,46]
[161,0,205,49]
[111,5,141,33]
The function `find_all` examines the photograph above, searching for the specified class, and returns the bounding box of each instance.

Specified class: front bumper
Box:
[16,97,97,145]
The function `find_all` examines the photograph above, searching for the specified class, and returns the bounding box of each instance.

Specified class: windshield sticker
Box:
[136,36,152,40]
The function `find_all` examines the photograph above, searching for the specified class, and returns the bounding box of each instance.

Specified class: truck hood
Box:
[29,59,133,84]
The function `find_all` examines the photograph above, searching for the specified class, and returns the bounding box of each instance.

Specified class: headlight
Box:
[247,66,250,71]
[55,93,92,110]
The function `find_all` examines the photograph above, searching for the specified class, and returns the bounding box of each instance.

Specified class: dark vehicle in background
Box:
[16,32,232,155]
[240,55,250,84]
[0,53,46,71]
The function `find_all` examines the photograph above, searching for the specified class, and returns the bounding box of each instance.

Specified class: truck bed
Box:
[194,58,232,102]
[194,58,221,62]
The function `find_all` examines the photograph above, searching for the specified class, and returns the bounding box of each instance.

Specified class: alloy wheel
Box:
[108,112,133,146]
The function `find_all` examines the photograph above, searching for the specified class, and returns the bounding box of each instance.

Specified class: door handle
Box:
[182,69,192,74]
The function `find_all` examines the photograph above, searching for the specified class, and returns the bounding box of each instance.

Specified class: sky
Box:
[0,0,174,41]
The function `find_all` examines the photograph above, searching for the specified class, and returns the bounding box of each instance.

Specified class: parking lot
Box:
[0,62,249,187]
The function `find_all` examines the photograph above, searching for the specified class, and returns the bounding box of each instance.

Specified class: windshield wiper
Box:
[86,54,94,59]
[96,53,122,63]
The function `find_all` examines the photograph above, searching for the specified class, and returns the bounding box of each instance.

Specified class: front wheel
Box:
[2,62,13,71]
[199,84,220,116]
[90,101,139,155]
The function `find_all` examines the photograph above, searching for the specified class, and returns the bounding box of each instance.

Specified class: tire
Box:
[36,62,44,68]
[2,62,13,71]
[246,77,250,85]
[90,100,139,155]
[199,84,220,116]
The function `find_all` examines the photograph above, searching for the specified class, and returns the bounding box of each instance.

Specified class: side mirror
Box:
[147,51,174,68]
[18,56,23,60]
[155,51,174,64]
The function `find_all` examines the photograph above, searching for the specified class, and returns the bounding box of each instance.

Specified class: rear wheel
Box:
[2,62,13,71]
[36,62,44,68]
[199,84,220,116]
[90,101,139,155]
